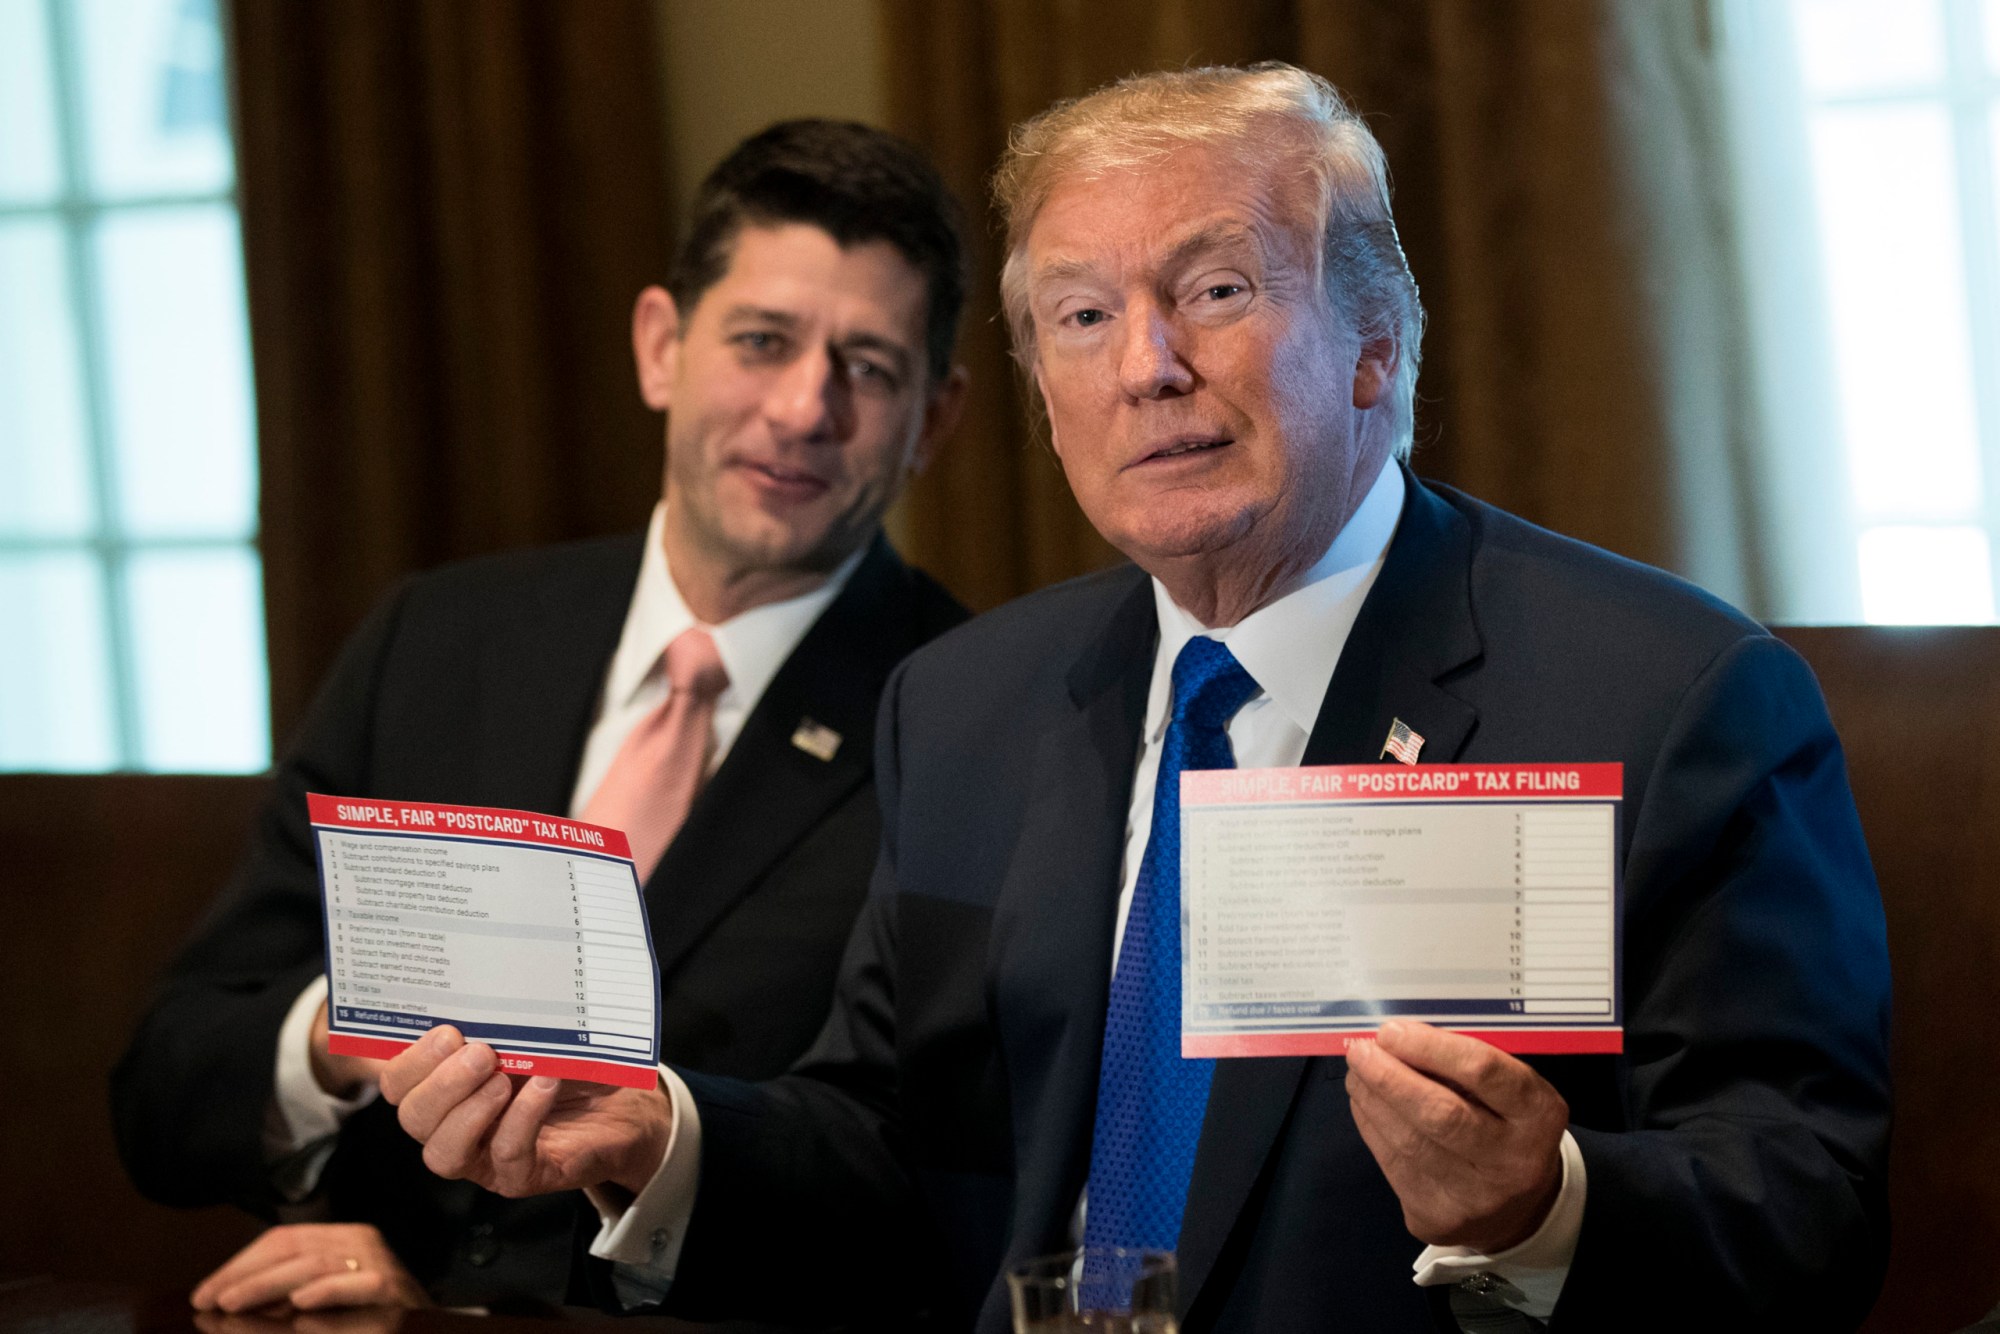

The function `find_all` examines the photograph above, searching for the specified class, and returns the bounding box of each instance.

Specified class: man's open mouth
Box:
[1144,436,1232,461]
[743,461,828,488]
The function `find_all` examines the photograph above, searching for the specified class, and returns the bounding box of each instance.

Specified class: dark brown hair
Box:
[669,119,967,383]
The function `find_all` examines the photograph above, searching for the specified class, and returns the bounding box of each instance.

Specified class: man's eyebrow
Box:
[719,305,801,327]
[1031,222,1263,291]
[1031,256,1100,288]
[1158,222,1261,272]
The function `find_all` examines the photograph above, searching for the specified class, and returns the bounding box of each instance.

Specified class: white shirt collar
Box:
[603,503,867,711]
[1145,460,1406,739]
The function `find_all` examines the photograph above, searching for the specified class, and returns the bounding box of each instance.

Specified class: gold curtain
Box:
[881,0,1766,615]
[230,0,674,738]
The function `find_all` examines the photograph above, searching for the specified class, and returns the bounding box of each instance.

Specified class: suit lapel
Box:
[1179,471,1484,1315]
[644,537,931,981]
[473,535,644,816]
[992,569,1158,1261]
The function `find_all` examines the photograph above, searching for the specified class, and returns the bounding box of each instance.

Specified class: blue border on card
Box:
[331,1006,655,1068]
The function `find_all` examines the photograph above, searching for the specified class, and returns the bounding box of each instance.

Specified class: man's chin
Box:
[1104,509,1262,571]
[711,523,859,580]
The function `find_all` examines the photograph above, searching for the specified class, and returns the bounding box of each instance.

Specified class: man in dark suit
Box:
[375,66,1892,1332]
[109,119,969,1314]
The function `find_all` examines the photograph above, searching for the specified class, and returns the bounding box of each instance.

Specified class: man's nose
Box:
[1116,303,1194,400]
[764,345,851,440]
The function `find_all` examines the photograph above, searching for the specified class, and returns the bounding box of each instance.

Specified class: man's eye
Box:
[735,331,784,356]
[1204,284,1245,302]
[846,358,898,390]
[1070,309,1107,328]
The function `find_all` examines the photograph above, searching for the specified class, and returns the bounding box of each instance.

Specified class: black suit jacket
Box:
[110,530,965,1309]
[664,475,1892,1333]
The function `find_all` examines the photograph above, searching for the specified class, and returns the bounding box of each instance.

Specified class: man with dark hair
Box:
[110,118,970,1314]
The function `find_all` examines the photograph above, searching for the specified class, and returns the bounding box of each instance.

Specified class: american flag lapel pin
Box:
[791,718,843,762]
[1380,717,1424,765]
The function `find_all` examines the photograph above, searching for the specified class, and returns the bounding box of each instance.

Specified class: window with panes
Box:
[0,0,268,772]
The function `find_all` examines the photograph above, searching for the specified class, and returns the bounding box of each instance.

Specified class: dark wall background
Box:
[0,775,266,1283]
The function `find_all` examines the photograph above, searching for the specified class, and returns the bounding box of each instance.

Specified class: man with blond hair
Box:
[374,64,1891,1332]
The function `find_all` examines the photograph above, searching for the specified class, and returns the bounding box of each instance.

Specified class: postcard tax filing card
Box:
[310,794,659,1087]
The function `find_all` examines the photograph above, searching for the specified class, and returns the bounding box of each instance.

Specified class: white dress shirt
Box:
[606,463,1584,1322]
[264,503,863,1201]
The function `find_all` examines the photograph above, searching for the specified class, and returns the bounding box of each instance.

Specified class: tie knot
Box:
[663,627,728,702]
[1169,636,1258,730]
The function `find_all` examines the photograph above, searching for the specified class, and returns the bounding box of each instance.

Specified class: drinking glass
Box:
[1007,1247,1177,1333]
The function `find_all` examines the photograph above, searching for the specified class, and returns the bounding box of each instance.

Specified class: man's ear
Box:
[632,286,683,411]
[909,365,970,476]
[1352,333,1397,411]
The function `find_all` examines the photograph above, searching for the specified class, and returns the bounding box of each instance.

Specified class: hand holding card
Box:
[1345,1019,1569,1253]
[379,1024,673,1199]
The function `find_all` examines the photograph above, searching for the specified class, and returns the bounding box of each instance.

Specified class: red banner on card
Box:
[308,792,632,861]
[1182,762,1623,806]
[329,1032,656,1089]
[1184,1027,1623,1058]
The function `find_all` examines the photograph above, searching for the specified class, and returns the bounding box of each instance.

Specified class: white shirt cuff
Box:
[264,975,379,1197]
[1410,1128,1586,1320]
[585,1064,702,1306]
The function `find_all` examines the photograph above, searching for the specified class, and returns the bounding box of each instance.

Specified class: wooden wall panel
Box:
[1778,627,2000,1333]
[0,775,267,1287]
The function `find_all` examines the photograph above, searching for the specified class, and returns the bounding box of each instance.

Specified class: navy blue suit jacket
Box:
[667,474,1892,1333]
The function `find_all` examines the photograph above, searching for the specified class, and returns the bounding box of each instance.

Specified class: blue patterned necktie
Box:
[1084,636,1260,1253]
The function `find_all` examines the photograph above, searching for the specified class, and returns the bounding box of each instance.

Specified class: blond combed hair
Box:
[993,62,1424,457]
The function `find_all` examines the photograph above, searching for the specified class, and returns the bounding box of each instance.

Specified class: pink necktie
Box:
[581,627,729,882]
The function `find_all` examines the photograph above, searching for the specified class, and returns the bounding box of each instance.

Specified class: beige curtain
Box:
[882,0,1768,614]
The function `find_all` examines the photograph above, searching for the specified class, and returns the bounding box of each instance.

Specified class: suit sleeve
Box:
[654,658,939,1327]
[1554,634,1893,1328]
[109,584,412,1213]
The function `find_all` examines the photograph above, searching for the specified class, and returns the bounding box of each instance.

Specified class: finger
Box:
[213,1254,342,1313]
[193,1230,302,1308]
[394,1040,498,1142]
[1376,1020,1541,1117]
[1351,1088,1507,1247]
[418,1070,514,1180]
[379,1026,464,1105]
[287,1270,404,1311]
[487,1075,564,1190]
[1347,1048,1428,1175]
[1347,1072,1477,1182]
[1351,1032,1499,1130]
[1349,1083,1401,1172]
[1347,1039,1494,1164]
[196,1224,340,1306]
